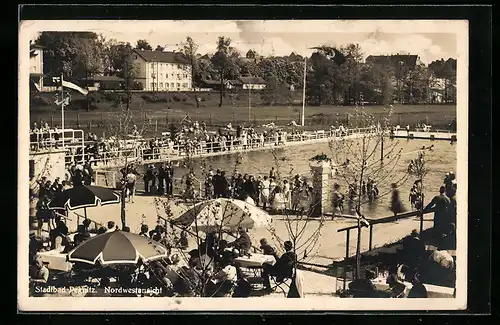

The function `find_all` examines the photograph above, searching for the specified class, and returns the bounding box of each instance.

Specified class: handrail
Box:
[337,207,436,263]
[337,207,436,233]
[87,127,374,167]
[74,212,104,230]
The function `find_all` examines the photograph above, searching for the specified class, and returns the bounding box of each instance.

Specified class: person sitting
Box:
[179,230,189,250]
[401,229,427,273]
[262,240,296,291]
[227,227,252,256]
[386,273,407,298]
[206,257,238,297]
[348,269,381,298]
[139,224,149,238]
[122,226,131,232]
[97,226,107,234]
[29,258,50,288]
[82,218,92,233]
[407,273,428,298]
[73,225,91,247]
[106,221,117,232]
[259,238,279,260]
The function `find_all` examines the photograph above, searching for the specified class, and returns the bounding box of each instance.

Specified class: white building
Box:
[131,49,192,91]
[30,44,44,91]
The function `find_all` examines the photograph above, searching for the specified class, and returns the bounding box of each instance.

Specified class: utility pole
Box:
[248,86,251,123]
[301,57,307,126]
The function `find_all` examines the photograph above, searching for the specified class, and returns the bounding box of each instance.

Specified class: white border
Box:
[18,19,468,312]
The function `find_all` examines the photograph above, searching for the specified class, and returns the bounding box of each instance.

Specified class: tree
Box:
[181,37,200,108]
[155,45,165,52]
[329,107,410,279]
[152,154,254,297]
[116,46,139,111]
[408,150,429,232]
[211,37,239,107]
[263,150,326,297]
[105,104,150,229]
[135,39,152,51]
[35,32,104,79]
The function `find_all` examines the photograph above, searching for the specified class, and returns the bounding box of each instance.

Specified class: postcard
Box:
[19,19,468,311]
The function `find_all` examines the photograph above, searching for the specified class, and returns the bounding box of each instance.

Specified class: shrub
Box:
[172,95,181,102]
[200,97,206,102]
[182,96,187,102]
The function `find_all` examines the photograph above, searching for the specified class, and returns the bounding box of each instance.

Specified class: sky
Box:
[24,20,461,64]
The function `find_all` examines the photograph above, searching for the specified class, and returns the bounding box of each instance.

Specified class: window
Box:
[176,83,180,87]
[133,54,138,60]
[176,74,180,79]
[171,83,174,87]
[165,83,169,88]
[182,83,187,88]
[160,73,163,78]
[159,82,163,88]
[151,83,154,89]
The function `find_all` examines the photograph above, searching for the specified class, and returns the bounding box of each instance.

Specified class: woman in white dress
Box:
[283,180,291,211]
[271,186,286,212]
[259,176,271,210]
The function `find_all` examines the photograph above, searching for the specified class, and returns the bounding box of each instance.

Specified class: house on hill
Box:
[200,76,266,91]
[82,75,125,91]
[239,76,267,90]
[132,49,192,91]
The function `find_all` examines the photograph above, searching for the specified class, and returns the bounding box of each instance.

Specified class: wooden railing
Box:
[86,127,375,168]
[337,207,436,261]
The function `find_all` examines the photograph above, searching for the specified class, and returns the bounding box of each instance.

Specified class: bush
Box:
[172,95,181,102]
[182,96,187,102]
[200,96,206,102]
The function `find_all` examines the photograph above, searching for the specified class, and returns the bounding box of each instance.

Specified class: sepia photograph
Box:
[18,19,468,311]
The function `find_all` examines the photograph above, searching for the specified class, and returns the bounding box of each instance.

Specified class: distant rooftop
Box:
[133,49,190,64]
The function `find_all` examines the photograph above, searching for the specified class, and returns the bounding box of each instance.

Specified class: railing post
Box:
[369,224,373,251]
[345,229,350,260]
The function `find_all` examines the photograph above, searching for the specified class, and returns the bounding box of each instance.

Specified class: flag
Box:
[62,80,88,95]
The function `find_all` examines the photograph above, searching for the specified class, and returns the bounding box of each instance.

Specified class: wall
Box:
[137,58,192,91]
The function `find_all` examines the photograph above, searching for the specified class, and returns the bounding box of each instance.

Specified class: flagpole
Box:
[301,57,307,127]
[61,73,65,152]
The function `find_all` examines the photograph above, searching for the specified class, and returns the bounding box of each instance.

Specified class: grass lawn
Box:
[29,91,456,136]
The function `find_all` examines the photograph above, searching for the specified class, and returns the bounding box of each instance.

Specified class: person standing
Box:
[157,163,166,195]
[424,186,451,238]
[260,176,271,210]
[126,170,137,203]
[165,162,174,197]
[390,183,405,216]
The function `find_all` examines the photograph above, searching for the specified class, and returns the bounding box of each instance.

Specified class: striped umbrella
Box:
[67,231,169,266]
[171,198,273,232]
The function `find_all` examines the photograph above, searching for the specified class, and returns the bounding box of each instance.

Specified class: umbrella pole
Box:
[84,207,88,220]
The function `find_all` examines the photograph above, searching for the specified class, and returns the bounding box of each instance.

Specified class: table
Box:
[233,253,276,268]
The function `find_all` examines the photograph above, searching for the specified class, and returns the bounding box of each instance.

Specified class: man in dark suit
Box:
[228,227,252,255]
[262,240,296,291]
[157,163,166,195]
[424,186,451,237]
[165,162,174,196]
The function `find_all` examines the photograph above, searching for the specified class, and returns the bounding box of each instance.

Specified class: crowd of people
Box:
[30,210,298,298]
[30,118,353,167]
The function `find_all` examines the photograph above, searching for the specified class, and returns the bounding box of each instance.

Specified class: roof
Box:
[366,54,418,68]
[133,49,190,64]
[239,76,266,84]
[86,75,124,82]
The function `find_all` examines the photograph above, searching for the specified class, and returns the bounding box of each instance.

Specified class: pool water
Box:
[139,138,457,220]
